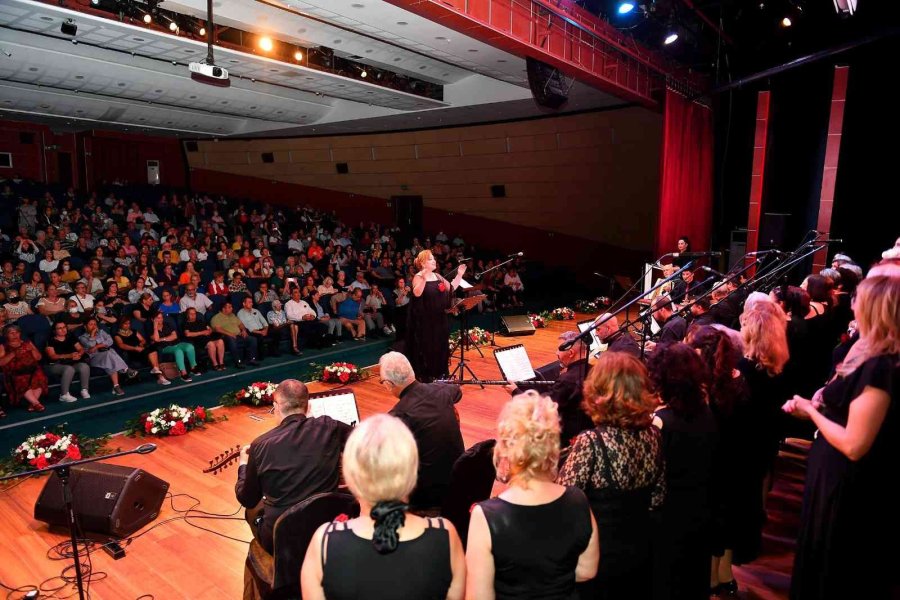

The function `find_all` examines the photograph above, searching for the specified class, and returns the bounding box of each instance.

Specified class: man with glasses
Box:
[378,351,464,510]
[179,284,213,315]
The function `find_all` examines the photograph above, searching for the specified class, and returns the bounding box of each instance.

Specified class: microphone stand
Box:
[0,443,158,600]
[474,257,520,348]
[675,257,763,319]
[560,261,696,353]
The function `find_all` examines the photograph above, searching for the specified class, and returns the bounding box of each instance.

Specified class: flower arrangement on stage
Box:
[449,326,492,348]
[126,404,217,437]
[546,307,575,321]
[1,426,109,477]
[529,314,546,328]
[575,298,612,313]
[312,362,366,384]
[220,381,278,407]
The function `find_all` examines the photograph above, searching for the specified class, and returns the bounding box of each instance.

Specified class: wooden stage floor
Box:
[0,315,795,599]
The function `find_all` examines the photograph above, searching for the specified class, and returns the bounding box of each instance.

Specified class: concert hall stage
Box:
[0,314,796,599]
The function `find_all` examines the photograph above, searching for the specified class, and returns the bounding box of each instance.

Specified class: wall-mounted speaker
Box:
[490,185,506,198]
[261,152,275,164]
[336,162,349,174]
[526,57,569,110]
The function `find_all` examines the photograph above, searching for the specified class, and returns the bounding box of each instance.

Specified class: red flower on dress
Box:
[170,421,187,436]
[67,445,82,460]
[438,281,447,292]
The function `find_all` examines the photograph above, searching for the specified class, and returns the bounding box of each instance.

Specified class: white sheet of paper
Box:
[577,320,603,358]
[308,392,360,426]
[494,344,536,382]
[458,278,473,290]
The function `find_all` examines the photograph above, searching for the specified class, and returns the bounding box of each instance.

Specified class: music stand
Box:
[447,294,486,385]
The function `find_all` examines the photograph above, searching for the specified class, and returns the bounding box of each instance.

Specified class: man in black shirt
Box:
[649,296,687,348]
[236,379,351,552]
[380,352,464,510]
[593,313,641,359]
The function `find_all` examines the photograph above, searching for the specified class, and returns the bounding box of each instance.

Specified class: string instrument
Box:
[434,379,557,386]
[203,445,242,475]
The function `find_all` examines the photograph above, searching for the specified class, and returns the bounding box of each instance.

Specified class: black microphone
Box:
[136,443,157,454]
[457,256,472,262]
[746,249,785,257]
[671,251,723,258]
[816,238,843,244]
[508,252,524,258]
[700,266,726,278]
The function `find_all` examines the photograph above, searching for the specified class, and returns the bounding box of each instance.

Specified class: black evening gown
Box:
[791,353,899,600]
[405,279,451,382]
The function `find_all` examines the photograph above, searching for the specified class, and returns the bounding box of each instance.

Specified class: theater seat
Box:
[243,492,359,600]
[440,439,497,550]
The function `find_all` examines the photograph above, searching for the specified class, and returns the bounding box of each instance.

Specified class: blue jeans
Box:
[222,334,258,363]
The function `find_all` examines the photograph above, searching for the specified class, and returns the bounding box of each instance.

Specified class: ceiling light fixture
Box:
[833,0,857,16]
[617,2,636,15]
[259,36,273,52]
[664,32,678,45]
[361,69,367,78]
[199,26,206,36]
[781,16,792,26]
[169,21,178,32]
[60,18,77,36]
[294,50,303,61]
[143,13,152,24]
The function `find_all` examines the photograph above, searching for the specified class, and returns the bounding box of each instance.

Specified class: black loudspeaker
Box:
[35,463,169,538]
[184,141,199,152]
[490,184,506,198]
[499,314,536,337]
[759,212,790,249]
[261,152,275,163]
[526,57,569,109]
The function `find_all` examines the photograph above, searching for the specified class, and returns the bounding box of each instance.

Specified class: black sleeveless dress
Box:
[321,517,452,600]
[405,279,451,382]
[479,487,592,600]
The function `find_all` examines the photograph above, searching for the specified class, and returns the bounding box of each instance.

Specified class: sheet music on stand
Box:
[494,344,536,382]
[308,388,360,426]
[458,278,473,290]
[577,319,606,358]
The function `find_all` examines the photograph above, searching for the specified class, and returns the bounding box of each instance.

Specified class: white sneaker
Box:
[383,326,392,335]
[157,377,172,386]
[389,324,397,333]
[80,389,91,399]
[150,367,162,375]
[59,393,77,403]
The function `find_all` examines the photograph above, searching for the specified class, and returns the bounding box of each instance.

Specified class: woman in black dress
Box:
[647,343,719,600]
[783,275,899,600]
[558,352,663,600]
[404,250,465,382]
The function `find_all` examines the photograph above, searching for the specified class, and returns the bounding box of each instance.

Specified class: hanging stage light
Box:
[617,2,636,15]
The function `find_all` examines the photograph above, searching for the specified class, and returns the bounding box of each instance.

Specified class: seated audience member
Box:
[79,317,137,396]
[128,277,158,304]
[93,300,119,329]
[37,284,67,319]
[157,289,180,317]
[331,288,367,341]
[71,281,95,314]
[301,414,466,600]
[45,321,92,402]
[689,296,714,327]
[508,331,593,448]
[238,296,276,357]
[20,270,45,303]
[0,324,49,414]
[284,288,327,354]
[317,276,338,296]
[647,343,719,600]
[254,281,278,305]
[114,317,171,385]
[348,271,370,291]
[49,272,73,297]
[363,284,390,335]
[237,379,352,554]
[467,391,599,600]
[558,352,664,600]
[3,290,33,322]
[180,284,213,315]
[309,290,341,343]
[208,271,229,297]
[183,307,225,371]
[150,312,199,381]
[61,299,86,332]
[78,266,104,296]
[393,277,410,338]
[228,272,248,293]
[671,268,699,304]
[501,267,524,307]
[379,352,464,509]
[211,301,258,368]
[647,296,687,349]
[132,292,156,327]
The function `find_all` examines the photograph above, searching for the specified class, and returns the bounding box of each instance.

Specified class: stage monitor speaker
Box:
[35,463,169,538]
[500,314,536,337]
[526,57,569,109]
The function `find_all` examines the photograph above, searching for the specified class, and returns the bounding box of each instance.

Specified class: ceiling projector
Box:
[189,62,230,87]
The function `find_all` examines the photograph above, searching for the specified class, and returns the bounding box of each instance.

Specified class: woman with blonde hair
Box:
[558,352,663,600]
[468,391,599,600]
[301,414,465,600]
[403,249,466,382]
[784,275,899,600]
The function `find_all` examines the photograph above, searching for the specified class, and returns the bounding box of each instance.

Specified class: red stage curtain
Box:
[655,88,714,257]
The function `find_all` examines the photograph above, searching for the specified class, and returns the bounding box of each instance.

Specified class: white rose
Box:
[27,452,35,459]
[151,427,159,434]
[182,416,190,423]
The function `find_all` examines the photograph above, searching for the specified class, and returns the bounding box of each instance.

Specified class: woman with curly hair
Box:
[301,414,465,600]
[468,391,599,600]
[558,352,662,600]
[647,343,718,600]
[686,326,760,596]
[784,275,899,600]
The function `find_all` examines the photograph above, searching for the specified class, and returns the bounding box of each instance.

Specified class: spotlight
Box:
[294,50,303,61]
[664,32,678,45]
[361,69,367,78]
[91,0,99,5]
[833,0,857,16]
[781,16,792,26]
[60,18,77,36]
[169,21,178,32]
[617,2,636,14]
[199,26,206,36]
[259,36,273,52]
[143,13,152,24]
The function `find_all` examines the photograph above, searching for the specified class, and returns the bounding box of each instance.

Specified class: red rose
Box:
[35,455,49,470]
[438,282,447,293]
[237,390,246,399]
[170,421,187,436]
[144,421,153,433]
[67,445,82,460]
[338,372,350,383]
[46,433,59,443]
[334,513,349,523]
[195,407,207,421]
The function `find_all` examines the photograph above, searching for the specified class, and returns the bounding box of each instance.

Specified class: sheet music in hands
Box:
[457,278,473,290]
[494,344,537,382]
[577,319,606,358]
[308,388,360,426]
